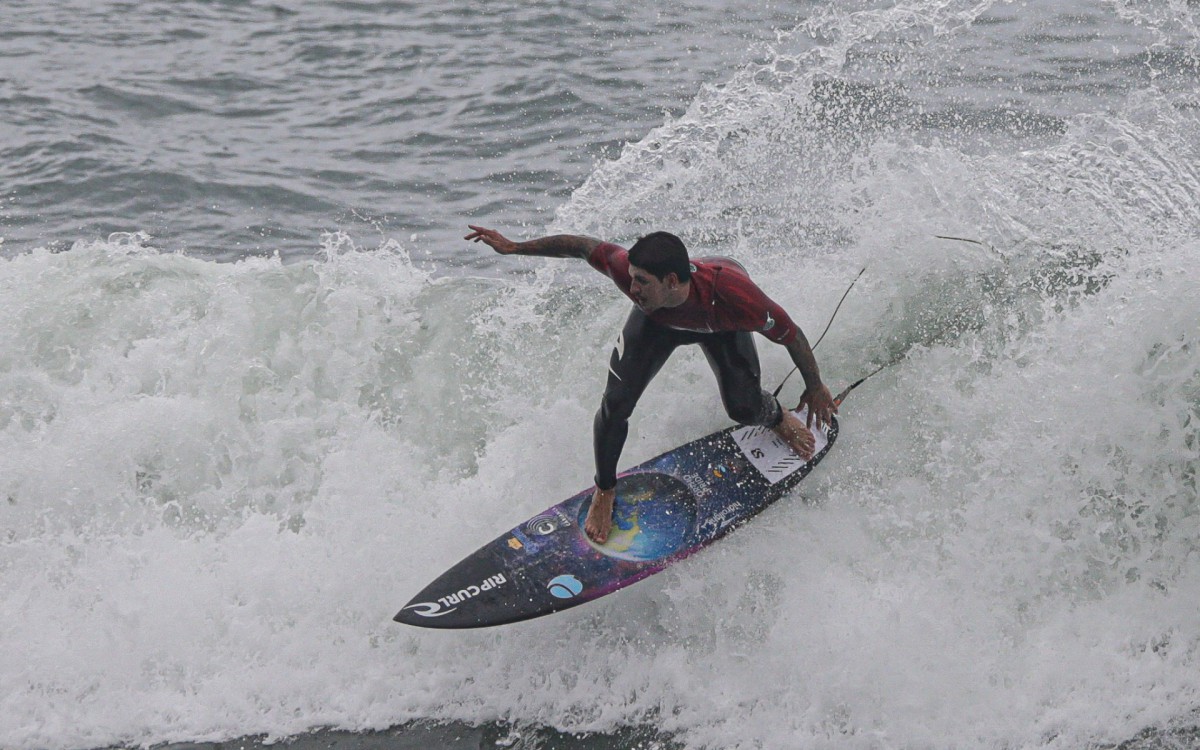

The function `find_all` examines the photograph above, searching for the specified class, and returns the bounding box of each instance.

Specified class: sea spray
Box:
[3,1,1200,748]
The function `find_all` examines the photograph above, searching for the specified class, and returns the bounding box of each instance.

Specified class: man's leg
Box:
[700,332,815,459]
[588,309,679,543]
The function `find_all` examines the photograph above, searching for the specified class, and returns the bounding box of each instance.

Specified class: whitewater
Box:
[2,1,1199,748]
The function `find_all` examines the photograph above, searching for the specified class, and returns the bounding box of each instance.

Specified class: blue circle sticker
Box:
[547,574,583,599]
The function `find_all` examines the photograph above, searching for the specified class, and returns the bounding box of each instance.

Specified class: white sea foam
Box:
[3,1,1200,749]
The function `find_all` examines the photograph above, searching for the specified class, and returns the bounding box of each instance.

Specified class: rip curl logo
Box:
[402,573,508,618]
[401,601,453,618]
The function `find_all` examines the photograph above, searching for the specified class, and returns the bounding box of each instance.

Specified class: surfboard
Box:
[394,408,837,629]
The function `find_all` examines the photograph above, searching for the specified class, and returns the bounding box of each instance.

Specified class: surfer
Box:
[466,226,836,543]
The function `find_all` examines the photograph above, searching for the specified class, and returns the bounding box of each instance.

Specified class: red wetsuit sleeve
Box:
[717,271,800,345]
[586,242,632,291]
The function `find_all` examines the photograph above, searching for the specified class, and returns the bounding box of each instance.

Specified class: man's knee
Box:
[599,384,638,425]
[724,390,782,427]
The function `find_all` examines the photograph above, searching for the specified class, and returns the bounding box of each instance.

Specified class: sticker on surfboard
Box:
[731,407,829,484]
[395,410,839,629]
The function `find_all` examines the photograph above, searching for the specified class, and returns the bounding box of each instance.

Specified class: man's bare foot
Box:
[772,410,816,460]
[585,486,616,543]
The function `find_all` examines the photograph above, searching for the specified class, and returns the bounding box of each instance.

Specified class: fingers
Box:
[800,393,819,429]
[463,224,492,242]
[464,225,515,254]
[809,406,830,431]
[808,401,829,430]
[464,225,497,240]
[820,392,836,429]
[799,387,837,431]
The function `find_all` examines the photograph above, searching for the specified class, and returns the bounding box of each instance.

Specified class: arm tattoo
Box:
[785,333,824,389]
[515,234,601,260]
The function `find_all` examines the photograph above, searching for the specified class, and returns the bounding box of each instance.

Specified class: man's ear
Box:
[665,272,680,288]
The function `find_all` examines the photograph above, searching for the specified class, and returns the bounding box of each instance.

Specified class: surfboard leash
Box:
[826,235,991,405]
[832,360,891,407]
[774,234,993,406]
[772,266,866,399]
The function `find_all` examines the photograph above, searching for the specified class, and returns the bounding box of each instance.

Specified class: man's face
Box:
[628,264,676,312]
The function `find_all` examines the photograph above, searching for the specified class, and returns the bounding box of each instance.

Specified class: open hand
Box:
[798,383,837,430]
[464,225,518,254]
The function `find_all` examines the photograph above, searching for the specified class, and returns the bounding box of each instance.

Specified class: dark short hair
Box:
[628,231,691,282]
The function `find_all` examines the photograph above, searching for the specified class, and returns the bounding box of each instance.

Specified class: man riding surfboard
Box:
[466,226,837,543]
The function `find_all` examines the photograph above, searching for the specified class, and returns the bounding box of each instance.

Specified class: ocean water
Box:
[2,1,1200,749]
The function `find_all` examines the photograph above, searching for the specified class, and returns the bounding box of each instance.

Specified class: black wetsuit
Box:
[593,308,783,489]
[587,243,799,490]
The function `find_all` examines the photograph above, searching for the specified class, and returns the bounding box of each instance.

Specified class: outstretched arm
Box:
[784,332,837,430]
[465,225,601,260]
